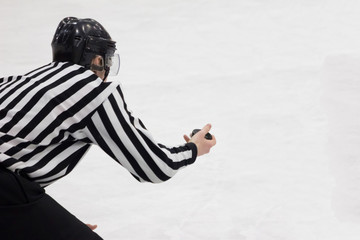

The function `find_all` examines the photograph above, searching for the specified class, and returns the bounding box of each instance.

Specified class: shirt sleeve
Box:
[82,85,198,183]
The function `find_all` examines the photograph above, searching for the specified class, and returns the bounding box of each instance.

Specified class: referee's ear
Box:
[90,55,107,81]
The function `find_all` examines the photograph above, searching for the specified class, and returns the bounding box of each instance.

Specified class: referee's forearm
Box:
[84,87,197,183]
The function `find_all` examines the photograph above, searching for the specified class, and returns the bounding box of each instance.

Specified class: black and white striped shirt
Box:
[0,62,197,187]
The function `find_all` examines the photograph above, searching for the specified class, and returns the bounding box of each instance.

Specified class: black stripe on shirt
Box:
[96,104,151,182]
[2,72,104,157]
[29,144,90,181]
[112,86,196,169]
[0,62,67,122]
[107,92,171,182]
[15,67,91,139]
[0,65,86,134]
[31,77,109,144]
[25,63,52,76]
[0,76,20,93]
[20,141,77,174]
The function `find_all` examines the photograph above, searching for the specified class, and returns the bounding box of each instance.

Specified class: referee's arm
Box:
[83,85,198,183]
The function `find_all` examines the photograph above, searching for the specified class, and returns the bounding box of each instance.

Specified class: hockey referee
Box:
[0,17,216,240]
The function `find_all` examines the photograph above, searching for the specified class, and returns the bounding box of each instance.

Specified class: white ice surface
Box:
[2,0,360,239]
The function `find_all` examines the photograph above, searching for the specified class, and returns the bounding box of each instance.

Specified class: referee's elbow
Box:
[143,170,178,184]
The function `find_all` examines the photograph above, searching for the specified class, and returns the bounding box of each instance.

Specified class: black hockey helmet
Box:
[51,17,120,78]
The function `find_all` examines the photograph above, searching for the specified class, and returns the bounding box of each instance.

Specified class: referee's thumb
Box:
[200,124,212,135]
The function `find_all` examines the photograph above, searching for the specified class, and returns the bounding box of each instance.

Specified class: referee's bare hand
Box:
[183,124,216,156]
[86,224,98,231]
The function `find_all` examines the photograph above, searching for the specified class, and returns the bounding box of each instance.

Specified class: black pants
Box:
[0,167,103,240]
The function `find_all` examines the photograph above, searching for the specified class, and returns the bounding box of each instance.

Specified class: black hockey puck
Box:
[190,129,213,140]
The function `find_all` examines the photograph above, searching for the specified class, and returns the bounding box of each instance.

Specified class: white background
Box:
[1,0,360,239]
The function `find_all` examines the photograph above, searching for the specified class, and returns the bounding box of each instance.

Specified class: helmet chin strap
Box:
[90,64,104,72]
[104,67,110,80]
[90,63,108,81]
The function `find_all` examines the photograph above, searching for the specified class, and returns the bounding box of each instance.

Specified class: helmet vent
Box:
[73,36,83,47]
